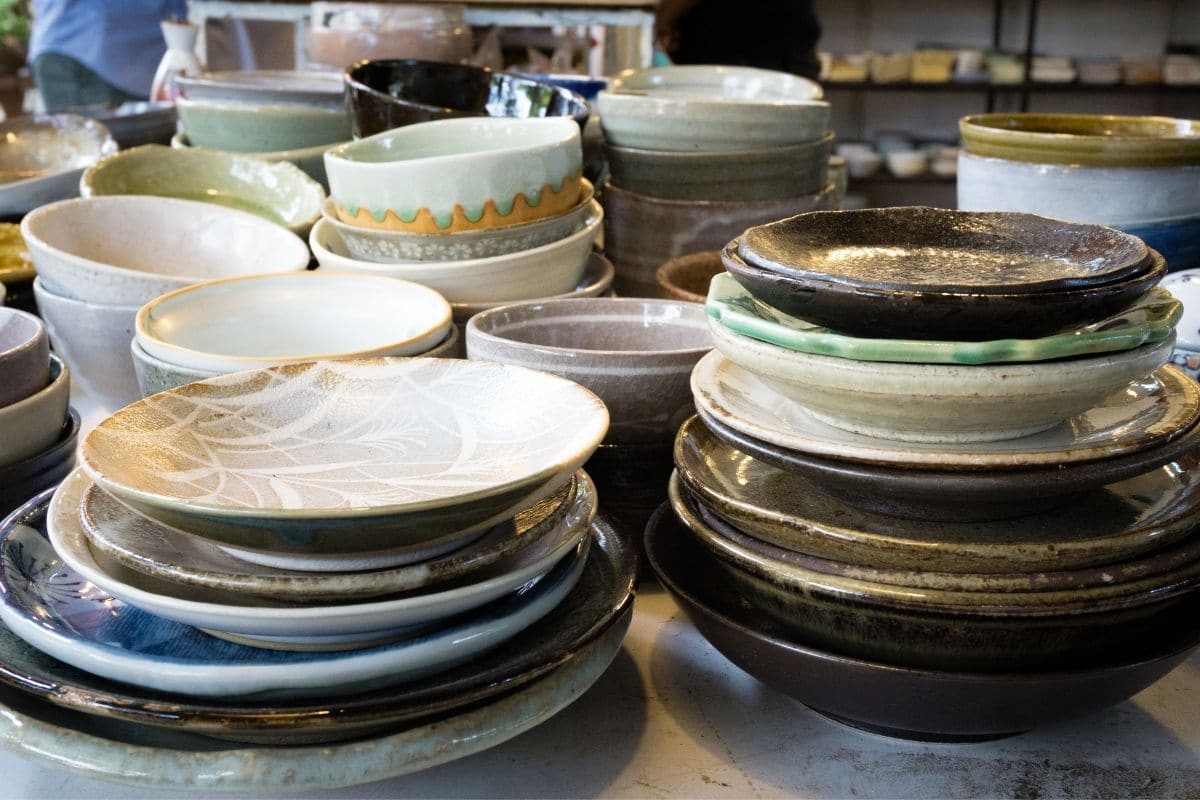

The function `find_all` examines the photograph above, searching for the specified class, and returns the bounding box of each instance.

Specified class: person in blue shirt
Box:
[28,0,187,112]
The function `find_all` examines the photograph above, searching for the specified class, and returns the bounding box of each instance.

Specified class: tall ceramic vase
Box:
[150,20,204,103]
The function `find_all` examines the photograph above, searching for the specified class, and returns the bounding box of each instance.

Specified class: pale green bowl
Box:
[176,97,352,153]
[171,131,335,188]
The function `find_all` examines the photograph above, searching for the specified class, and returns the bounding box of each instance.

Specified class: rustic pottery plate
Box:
[80,359,608,556]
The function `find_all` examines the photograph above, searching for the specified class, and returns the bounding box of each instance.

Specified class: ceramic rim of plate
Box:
[960,114,1200,167]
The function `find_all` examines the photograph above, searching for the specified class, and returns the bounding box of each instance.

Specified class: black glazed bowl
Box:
[644,502,1200,742]
[345,59,590,139]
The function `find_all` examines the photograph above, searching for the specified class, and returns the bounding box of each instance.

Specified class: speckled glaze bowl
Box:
[655,251,723,304]
[960,114,1200,167]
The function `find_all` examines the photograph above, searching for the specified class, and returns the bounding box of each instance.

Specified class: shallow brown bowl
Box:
[655,251,724,304]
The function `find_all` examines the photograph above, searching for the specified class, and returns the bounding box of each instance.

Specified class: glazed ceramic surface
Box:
[707,321,1174,443]
[451,251,614,324]
[739,208,1149,294]
[645,504,1200,741]
[603,136,833,201]
[0,114,116,216]
[308,202,601,303]
[171,131,334,187]
[345,59,590,139]
[598,66,829,152]
[708,274,1181,365]
[177,70,343,107]
[0,308,48,408]
[466,298,712,445]
[691,352,1199,468]
[675,415,1200,572]
[176,97,351,153]
[723,240,1168,341]
[959,114,1200,167]
[81,359,608,555]
[0,355,67,469]
[655,251,723,303]
[325,179,594,263]
[1122,212,1200,273]
[22,196,310,306]
[0,410,77,520]
[80,144,325,234]
[1163,269,1200,348]
[135,272,452,373]
[326,117,582,233]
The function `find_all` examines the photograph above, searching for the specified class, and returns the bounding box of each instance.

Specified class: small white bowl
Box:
[309,200,602,303]
[886,149,929,178]
[135,272,453,374]
[21,196,311,307]
[843,149,883,178]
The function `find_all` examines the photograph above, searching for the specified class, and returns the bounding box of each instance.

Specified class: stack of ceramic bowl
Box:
[0,358,636,762]
[647,206,1200,741]
[958,113,1200,271]
[596,65,837,297]
[0,308,76,516]
[21,196,310,409]
[130,272,456,396]
[173,70,353,186]
[313,116,606,330]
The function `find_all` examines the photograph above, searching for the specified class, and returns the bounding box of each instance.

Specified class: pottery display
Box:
[0,308,49,408]
[0,115,117,216]
[959,114,1200,167]
[655,251,724,303]
[0,354,68,467]
[171,131,335,187]
[175,97,352,153]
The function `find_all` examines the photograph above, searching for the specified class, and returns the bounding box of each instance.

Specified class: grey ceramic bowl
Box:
[0,308,49,408]
[604,134,833,201]
[0,354,69,469]
[466,298,712,445]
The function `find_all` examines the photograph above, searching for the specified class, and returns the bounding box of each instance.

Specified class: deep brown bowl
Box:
[655,251,724,304]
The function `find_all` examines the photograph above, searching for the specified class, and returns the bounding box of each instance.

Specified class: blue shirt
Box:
[29,0,188,96]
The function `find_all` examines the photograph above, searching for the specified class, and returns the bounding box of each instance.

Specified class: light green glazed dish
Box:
[81,145,325,235]
[176,96,352,153]
[707,273,1181,365]
[960,114,1200,167]
[171,131,334,188]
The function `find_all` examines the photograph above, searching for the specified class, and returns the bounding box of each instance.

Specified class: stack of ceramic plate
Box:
[647,206,1200,741]
[0,359,634,773]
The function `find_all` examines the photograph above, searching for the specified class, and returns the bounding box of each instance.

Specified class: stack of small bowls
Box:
[596,65,837,297]
[648,206,1200,741]
[173,70,354,186]
[0,358,636,749]
[313,116,608,330]
[957,113,1200,271]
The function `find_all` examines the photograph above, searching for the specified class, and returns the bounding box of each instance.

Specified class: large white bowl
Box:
[135,272,453,374]
[309,200,602,303]
[21,196,311,307]
[597,65,829,152]
[957,151,1200,225]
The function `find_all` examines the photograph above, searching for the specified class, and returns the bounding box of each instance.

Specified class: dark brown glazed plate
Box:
[723,240,1167,341]
[644,503,1200,742]
[739,208,1151,295]
[695,406,1200,522]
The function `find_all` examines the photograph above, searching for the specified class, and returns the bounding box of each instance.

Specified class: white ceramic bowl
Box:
[21,196,311,307]
[32,278,141,410]
[597,65,829,152]
[957,151,1200,225]
[708,319,1176,444]
[0,353,68,468]
[324,117,583,234]
[309,200,602,303]
[135,272,453,374]
[886,149,929,178]
[171,131,336,187]
[841,149,883,178]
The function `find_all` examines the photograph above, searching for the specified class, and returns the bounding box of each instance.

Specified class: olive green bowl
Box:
[960,114,1200,167]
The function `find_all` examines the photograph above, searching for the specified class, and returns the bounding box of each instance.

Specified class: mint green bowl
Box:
[176,97,352,153]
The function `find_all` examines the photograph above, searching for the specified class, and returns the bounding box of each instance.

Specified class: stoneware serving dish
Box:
[309,202,601,303]
[722,239,1168,341]
[80,144,326,235]
[177,70,344,108]
[957,151,1200,225]
[30,279,140,409]
[707,320,1174,443]
[674,415,1200,572]
[959,113,1200,167]
[0,354,67,468]
[0,308,49,408]
[645,504,1200,743]
[668,477,1200,672]
[655,250,723,304]
[0,114,116,216]
[175,96,352,153]
[602,180,838,298]
[603,135,833,201]
[707,274,1183,365]
[80,359,608,559]
[739,208,1151,294]
[325,117,583,234]
[135,272,452,374]
[466,298,712,445]
[171,131,335,186]
[1123,212,1200,273]
[692,354,1200,469]
[0,409,77,519]
[597,65,829,152]
[323,179,595,263]
[21,196,310,306]
[345,59,590,139]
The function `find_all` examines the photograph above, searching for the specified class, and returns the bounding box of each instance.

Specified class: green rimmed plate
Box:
[706,272,1180,365]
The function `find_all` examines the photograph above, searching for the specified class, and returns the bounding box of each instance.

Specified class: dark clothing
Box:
[32,52,143,112]
[672,0,822,80]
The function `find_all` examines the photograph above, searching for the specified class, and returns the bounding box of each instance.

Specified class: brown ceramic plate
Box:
[723,240,1167,341]
[644,503,1200,742]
